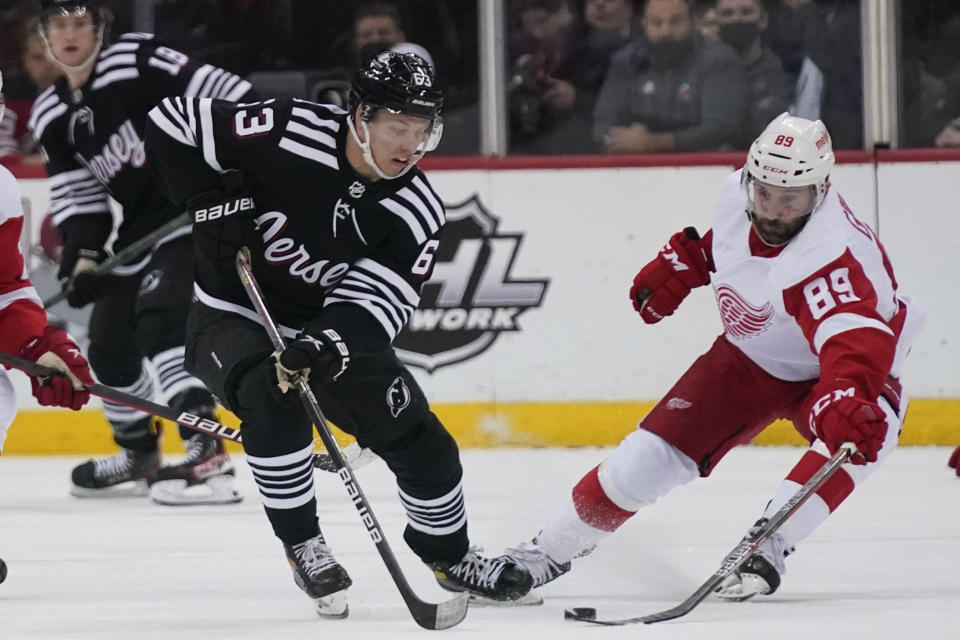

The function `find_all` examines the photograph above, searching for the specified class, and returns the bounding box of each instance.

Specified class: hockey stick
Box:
[565,442,856,626]
[43,212,192,308]
[0,350,366,471]
[234,247,469,631]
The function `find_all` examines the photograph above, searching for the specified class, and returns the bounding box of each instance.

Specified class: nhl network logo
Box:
[394,195,549,372]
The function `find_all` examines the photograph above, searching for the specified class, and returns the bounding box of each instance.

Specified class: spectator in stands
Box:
[0,19,61,166]
[714,0,792,144]
[805,0,862,148]
[764,0,821,78]
[693,0,719,39]
[593,0,746,153]
[353,2,433,70]
[509,0,635,153]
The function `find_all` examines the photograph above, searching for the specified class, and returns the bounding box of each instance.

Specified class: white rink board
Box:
[12,160,955,410]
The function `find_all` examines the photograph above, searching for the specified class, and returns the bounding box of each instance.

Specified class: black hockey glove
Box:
[273,328,350,394]
[57,246,114,308]
[187,190,259,274]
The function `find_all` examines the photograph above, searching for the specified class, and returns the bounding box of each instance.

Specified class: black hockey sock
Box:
[265,500,321,546]
[112,416,160,453]
[169,387,219,441]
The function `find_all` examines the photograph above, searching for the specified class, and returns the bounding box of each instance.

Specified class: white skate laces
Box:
[93,449,135,479]
[432,546,534,601]
[292,537,341,579]
[285,535,352,618]
[504,539,571,588]
[446,548,509,591]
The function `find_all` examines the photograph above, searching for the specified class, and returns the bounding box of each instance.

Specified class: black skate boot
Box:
[148,434,241,506]
[714,518,791,602]
[70,447,161,497]
[284,534,353,618]
[430,547,533,602]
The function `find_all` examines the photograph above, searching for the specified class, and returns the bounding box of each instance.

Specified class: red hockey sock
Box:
[571,465,635,532]
[786,450,855,512]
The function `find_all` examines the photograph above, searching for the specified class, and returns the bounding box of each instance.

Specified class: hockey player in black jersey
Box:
[28,0,257,505]
[144,51,533,614]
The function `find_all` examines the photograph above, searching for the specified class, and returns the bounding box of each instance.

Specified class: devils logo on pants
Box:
[387,376,411,418]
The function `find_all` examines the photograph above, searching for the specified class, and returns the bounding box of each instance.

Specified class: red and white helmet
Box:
[745,112,835,210]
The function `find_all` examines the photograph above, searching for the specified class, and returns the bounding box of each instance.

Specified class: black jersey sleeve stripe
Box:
[290,106,342,132]
[196,98,225,172]
[27,90,67,140]
[47,168,110,225]
[149,98,195,147]
[411,175,446,225]
[284,120,337,149]
[91,67,140,90]
[393,186,442,235]
[184,65,216,97]
[323,294,404,339]
[96,51,136,73]
[322,257,420,338]
[379,197,428,245]
[335,276,409,329]
[278,137,339,169]
[327,287,405,333]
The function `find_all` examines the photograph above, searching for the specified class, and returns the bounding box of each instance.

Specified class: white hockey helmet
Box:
[745,112,835,210]
[0,69,5,123]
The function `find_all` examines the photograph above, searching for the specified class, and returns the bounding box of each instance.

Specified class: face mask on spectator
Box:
[647,37,693,69]
[718,21,760,54]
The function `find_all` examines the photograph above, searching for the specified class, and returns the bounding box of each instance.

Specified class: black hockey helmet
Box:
[350,51,443,122]
[40,0,106,25]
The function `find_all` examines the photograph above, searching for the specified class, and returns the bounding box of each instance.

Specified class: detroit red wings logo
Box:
[715,285,773,338]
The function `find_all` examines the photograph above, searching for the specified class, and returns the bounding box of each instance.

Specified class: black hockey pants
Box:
[185,303,469,566]
[86,235,216,449]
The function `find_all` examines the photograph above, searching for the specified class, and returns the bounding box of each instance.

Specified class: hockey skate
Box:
[284,534,353,618]
[497,538,572,606]
[71,447,160,497]
[714,519,791,602]
[429,546,533,603]
[148,434,242,506]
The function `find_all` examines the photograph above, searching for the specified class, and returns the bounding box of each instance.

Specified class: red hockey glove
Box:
[948,447,960,477]
[19,326,94,410]
[808,385,886,465]
[629,227,711,324]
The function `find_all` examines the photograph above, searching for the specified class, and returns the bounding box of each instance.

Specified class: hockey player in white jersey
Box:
[0,69,94,453]
[503,112,927,601]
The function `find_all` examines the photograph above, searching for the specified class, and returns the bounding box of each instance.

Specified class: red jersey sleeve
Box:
[782,249,896,399]
[0,212,47,356]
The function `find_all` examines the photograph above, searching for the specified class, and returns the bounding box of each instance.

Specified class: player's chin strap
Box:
[347,115,423,180]
[39,24,104,75]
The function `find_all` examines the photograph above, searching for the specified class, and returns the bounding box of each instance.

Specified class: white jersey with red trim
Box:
[708,169,927,382]
[0,164,46,452]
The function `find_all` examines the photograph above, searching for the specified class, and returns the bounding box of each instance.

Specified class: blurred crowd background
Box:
[2,0,960,163]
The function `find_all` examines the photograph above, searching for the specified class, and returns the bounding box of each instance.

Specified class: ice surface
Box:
[1,446,958,639]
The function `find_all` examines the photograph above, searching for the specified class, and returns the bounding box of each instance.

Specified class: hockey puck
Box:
[0,558,7,584]
[564,607,596,620]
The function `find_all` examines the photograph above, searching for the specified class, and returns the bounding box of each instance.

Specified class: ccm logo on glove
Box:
[808,386,887,465]
[193,196,255,223]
